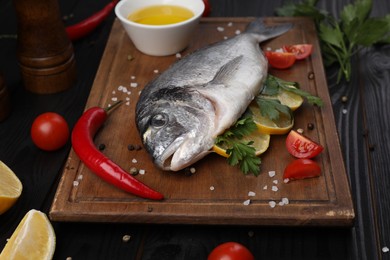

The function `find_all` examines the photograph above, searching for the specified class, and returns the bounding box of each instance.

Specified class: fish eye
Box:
[150,113,168,128]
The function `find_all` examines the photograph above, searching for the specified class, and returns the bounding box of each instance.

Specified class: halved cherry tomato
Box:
[31,112,70,151]
[284,158,321,181]
[283,44,313,60]
[208,242,254,260]
[286,130,323,159]
[202,0,211,17]
[265,51,296,69]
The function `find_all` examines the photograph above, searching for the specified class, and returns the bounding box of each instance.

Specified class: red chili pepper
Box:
[71,101,164,200]
[66,0,119,41]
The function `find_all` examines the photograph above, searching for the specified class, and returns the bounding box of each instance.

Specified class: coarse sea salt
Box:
[154,69,159,74]
[272,186,278,192]
[263,185,268,190]
[282,197,289,205]
[284,178,290,183]
[248,191,256,197]
[243,199,251,206]
[130,83,138,88]
[126,101,130,106]
[217,26,225,32]
[268,171,276,177]
[383,247,389,253]
[235,30,241,35]
[342,109,348,114]
[132,158,137,163]
[111,97,118,102]
[210,186,215,191]
[227,22,233,27]
[273,180,278,184]
[176,53,182,58]
[73,181,79,187]
[139,169,145,175]
[269,201,276,208]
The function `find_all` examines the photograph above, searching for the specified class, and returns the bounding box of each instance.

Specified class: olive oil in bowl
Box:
[128,5,194,26]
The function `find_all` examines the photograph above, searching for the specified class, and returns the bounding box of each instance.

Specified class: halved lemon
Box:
[0,161,23,215]
[249,102,294,135]
[0,209,56,260]
[213,131,271,157]
[262,85,303,111]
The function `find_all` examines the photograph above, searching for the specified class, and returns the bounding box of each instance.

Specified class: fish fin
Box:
[209,55,244,86]
[245,18,293,42]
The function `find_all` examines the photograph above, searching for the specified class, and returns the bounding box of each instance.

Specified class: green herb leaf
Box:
[226,142,261,176]
[256,97,291,121]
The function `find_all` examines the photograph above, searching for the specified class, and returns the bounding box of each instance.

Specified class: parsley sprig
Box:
[276,0,390,83]
[215,117,261,176]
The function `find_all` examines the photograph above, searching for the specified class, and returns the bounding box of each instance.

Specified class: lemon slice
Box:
[249,103,294,135]
[0,161,23,215]
[213,131,270,157]
[276,87,303,111]
[262,86,303,111]
[0,209,56,260]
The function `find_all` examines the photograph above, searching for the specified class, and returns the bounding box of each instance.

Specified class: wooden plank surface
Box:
[49,17,354,226]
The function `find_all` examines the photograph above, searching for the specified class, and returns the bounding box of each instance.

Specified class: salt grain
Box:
[176,53,182,58]
[131,76,136,80]
[210,186,215,191]
[126,97,130,101]
[73,181,79,187]
[112,90,116,94]
[122,235,131,243]
[227,22,233,27]
[269,201,276,208]
[130,82,138,88]
[223,36,228,40]
[342,109,348,114]
[266,47,272,51]
[248,191,256,197]
[139,169,145,175]
[273,180,278,184]
[154,69,159,74]
[118,85,124,91]
[111,97,118,102]
[190,167,196,174]
[297,128,304,134]
[77,175,83,180]
[243,199,251,206]
[268,171,276,177]
[132,158,137,163]
[284,178,290,183]
[217,26,225,32]
[235,30,241,35]
[263,185,268,190]
[282,197,289,205]
[272,186,278,192]
[278,201,285,206]
[126,101,130,106]
[382,247,389,253]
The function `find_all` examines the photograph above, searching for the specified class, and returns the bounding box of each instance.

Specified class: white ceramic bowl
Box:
[115,0,205,56]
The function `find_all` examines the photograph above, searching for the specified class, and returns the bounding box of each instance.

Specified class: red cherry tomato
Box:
[31,112,70,151]
[208,242,254,260]
[265,51,296,69]
[283,158,321,181]
[202,0,211,17]
[285,130,323,159]
[283,44,313,60]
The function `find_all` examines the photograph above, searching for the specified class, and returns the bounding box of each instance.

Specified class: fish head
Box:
[136,87,215,171]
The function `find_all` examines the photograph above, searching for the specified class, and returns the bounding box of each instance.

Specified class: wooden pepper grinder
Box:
[0,73,11,122]
[13,0,76,94]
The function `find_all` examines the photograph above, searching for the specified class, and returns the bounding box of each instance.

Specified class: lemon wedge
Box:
[213,131,270,157]
[0,161,22,215]
[0,209,56,260]
[249,102,294,135]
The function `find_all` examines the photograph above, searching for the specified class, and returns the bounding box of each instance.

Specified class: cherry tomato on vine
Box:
[283,44,313,60]
[208,242,254,260]
[285,130,323,159]
[31,112,70,151]
[265,51,296,69]
[283,158,321,181]
[202,0,211,17]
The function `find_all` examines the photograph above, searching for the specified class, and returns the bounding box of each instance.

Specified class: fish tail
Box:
[245,18,292,42]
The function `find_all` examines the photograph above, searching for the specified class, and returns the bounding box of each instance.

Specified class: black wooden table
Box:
[1,0,389,259]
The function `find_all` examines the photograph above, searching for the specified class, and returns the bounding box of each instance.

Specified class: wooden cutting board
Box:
[49,17,354,226]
